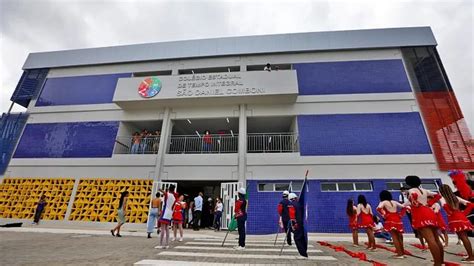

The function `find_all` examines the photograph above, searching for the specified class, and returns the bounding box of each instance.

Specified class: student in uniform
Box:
[439,184,474,263]
[346,199,359,246]
[172,194,186,242]
[357,194,376,251]
[277,191,292,246]
[288,192,308,259]
[377,190,406,258]
[404,175,444,266]
[233,188,247,250]
[155,185,176,249]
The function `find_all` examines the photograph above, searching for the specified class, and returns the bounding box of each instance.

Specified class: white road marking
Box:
[135,260,285,265]
[173,245,323,253]
[157,251,337,261]
[185,241,313,247]
[193,238,289,243]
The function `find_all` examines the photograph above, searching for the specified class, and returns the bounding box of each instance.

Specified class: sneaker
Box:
[171,237,176,242]
[296,256,308,260]
[116,234,122,237]
[110,230,115,237]
[179,238,183,242]
[235,246,245,250]
[154,245,162,249]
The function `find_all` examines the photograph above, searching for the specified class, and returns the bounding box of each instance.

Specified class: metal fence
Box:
[247,133,298,153]
[168,134,238,154]
[114,136,161,154]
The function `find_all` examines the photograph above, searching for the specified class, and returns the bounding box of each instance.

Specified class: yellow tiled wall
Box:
[0,178,74,220]
[69,179,152,223]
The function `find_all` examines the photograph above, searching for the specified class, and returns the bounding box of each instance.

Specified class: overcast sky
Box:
[1,0,473,131]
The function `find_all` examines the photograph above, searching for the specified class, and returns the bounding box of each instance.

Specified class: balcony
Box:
[168,134,238,154]
[114,136,160,154]
[248,133,298,153]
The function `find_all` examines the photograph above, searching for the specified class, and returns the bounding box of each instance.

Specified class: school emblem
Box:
[138,77,161,98]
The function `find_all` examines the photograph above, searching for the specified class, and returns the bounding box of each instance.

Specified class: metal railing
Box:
[114,136,160,154]
[168,134,238,154]
[247,133,298,153]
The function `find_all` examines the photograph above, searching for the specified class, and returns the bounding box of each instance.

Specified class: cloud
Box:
[0,0,472,131]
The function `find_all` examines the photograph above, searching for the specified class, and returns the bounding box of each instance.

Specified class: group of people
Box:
[346,173,474,265]
[131,129,160,154]
[110,186,241,249]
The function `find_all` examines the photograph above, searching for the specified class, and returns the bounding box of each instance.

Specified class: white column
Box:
[154,107,172,181]
[238,104,247,185]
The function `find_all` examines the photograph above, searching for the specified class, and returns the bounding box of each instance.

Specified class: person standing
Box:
[439,184,474,263]
[405,175,444,266]
[111,191,129,237]
[432,201,449,247]
[187,200,194,229]
[233,188,247,250]
[214,197,223,231]
[172,195,186,242]
[155,185,176,249]
[193,192,203,231]
[146,192,162,239]
[203,130,212,153]
[357,195,376,251]
[131,132,141,154]
[376,190,405,258]
[288,192,308,259]
[346,199,359,246]
[32,194,47,225]
[277,190,292,246]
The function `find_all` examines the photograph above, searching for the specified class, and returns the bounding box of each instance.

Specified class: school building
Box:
[0,27,473,234]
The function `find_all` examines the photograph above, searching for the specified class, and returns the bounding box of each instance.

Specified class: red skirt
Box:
[358,212,374,229]
[411,205,438,229]
[348,214,358,230]
[435,212,447,231]
[384,212,404,233]
[447,210,473,233]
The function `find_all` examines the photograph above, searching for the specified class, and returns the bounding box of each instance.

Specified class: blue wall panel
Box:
[298,112,432,156]
[294,59,412,95]
[13,121,119,158]
[247,178,443,234]
[36,73,131,106]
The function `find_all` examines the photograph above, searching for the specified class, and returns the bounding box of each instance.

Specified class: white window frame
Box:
[320,182,373,192]
[257,181,303,192]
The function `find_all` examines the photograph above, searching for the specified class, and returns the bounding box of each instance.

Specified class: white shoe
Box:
[179,238,183,242]
[171,237,176,242]
[233,246,245,250]
[164,245,169,249]
[296,256,308,260]
[154,245,162,249]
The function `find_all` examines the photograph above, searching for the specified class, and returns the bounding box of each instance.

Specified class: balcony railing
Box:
[168,134,238,154]
[114,136,160,154]
[247,133,298,153]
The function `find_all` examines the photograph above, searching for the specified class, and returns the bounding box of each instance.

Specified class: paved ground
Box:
[0,226,472,265]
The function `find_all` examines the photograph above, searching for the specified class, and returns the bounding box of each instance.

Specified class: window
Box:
[258,181,303,192]
[320,182,372,192]
[420,181,439,191]
[133,70,172,77]
[386,182,407,191]
[178,66,240,75]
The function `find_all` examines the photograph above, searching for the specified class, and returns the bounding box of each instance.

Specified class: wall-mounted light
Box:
[230,130,234,137]
[195,131,201,137]
[268,137,272,143]
[187,119,192,124]
[226,117,230,123]
[191,70,195,74]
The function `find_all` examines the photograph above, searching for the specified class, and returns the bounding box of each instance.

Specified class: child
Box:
[346,199,359,246]
[431,200,449,247]
[377,190,407,258]
[439,184,474,263]
[405,175,444,266]
[357,195,376,250]
[172,194,186,242]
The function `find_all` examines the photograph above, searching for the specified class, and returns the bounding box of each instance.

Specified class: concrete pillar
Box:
[64,177,80,221]
[238,104,247,186]
[154,107,172,181]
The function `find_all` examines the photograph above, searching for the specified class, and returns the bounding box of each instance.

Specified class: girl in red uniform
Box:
[376,190,406,258]
[346,199,359,246]
[439,184,474,263]
[431,201,449,247]
[405,175,444,266]
[172,195,186,242]
[357,195,376,250]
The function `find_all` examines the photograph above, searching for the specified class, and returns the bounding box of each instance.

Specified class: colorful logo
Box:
[138,77,161,98]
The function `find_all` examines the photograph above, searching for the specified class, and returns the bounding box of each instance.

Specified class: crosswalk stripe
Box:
[135,260,286,265]
[157,251,337,261]
[193,238,285,243]
[185,242,313,248]
[173,245,323,253]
